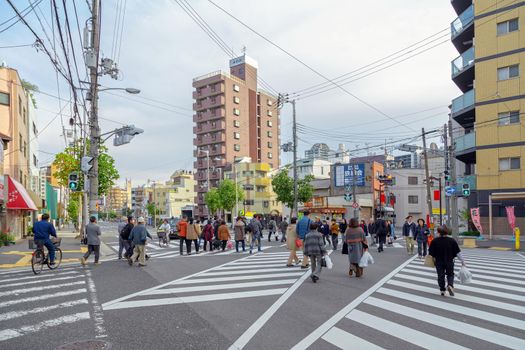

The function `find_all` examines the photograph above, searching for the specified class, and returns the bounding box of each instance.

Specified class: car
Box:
[168,217,181,239]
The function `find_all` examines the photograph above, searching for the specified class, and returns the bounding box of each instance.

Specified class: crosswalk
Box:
[294,249,525,350]
[103,251,306,310]
[0,266,93,342]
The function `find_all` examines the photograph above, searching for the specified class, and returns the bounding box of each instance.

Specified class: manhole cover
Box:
[57,340,111,350]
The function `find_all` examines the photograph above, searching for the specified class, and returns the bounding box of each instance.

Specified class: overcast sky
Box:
[0,0,459,187]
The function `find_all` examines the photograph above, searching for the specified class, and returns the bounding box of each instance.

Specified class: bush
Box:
[0,232,16,245]
[459,231,480,237]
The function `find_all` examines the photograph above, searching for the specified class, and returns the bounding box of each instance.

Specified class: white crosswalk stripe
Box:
[103,253,307,310]
[0,266,93,343]
[294,250,525,350]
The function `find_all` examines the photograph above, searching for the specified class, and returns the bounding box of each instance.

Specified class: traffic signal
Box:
[68,172,79,191]
[81,156,94,173]
[444,170,451,182]
[344,193,353,201]
[462,183,470,197]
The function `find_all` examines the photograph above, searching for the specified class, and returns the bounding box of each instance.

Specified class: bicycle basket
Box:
[28,239,36,249]
[51,237,62,247]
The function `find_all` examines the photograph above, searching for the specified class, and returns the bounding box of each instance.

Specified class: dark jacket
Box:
[33,220,57,240]
[374,219,388,237]
[129,224,152,245]
[367,222,376,235]
[402,222,417,237]
[319,223,330,236]
[415,224,430,242]
[303,230,326,256]
[120,223,134,240]
[429,236,460,264]
[248,219,263,235]
[339,222,348,234]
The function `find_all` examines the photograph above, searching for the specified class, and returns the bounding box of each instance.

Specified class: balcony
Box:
[451,5,474,53]
[451,0,472,16]
[193,120,226,135]
[451,46,474,92]
[192,83,225,99]
[192,108,226,123]
[194,133,226,146]
[455,132,476,163]
[451,89,475,128]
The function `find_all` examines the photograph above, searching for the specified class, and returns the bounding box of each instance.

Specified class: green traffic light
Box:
[69,182,78,191]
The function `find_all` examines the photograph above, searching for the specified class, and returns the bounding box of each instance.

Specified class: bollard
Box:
[515,227,520,251]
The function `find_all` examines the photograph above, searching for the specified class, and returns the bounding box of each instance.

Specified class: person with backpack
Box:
[267,217,277,242]
[415,218,430,258]
[128,217,152,267]
[248,215,263,254]
[374,217,388,253]
[120,216,135,259]
[117,216,128,259]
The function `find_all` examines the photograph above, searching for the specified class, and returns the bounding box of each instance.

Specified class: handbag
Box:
[342,242,348,255]
[295,238,303,249]
[424,254,435,267]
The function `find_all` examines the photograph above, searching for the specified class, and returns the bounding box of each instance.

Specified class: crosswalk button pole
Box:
[515,227,520,251]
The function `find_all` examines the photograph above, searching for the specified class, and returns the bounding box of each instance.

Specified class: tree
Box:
[53,139,119,196]
[217,179,245,216]
[271,168,314,215]
[66,196,80,226]
[204,188,221,217]
[146,203,160,217]
[21,79,39,108]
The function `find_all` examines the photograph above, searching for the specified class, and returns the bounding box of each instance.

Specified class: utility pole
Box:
[422,128,433,226]
[448,119,459,238]
[88,0,101,218]
[443,123,450,227]
[292,100,298,218]
[352,161,358,219]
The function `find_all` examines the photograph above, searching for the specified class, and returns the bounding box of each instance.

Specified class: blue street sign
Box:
[445,186,456,197]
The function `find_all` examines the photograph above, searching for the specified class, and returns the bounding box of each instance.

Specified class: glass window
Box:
[267,120,273,127]
[497,18,519,35]
[498,111,520,125]
[19,133,22,151]
[234,144,240,151]
[267,110,272,117]
[18,96,22,115]
[233,120,240,127]
[233,108,240,116]
[267,141,272,148]
[408,176,418,185]
[233,96,240,104]
[33,155,37,167]
[499,157,520,170]
[268,152,273,159]
[0,92,9,106]
[23,108,26,124]
[267,131,272,137]
[234,132,240,139]
[243,184,254,191]
[408,195,418,204]
[233,84,240,92]
[498,64,519,80]
[267,99,273,106]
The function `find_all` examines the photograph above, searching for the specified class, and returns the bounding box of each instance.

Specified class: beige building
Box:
[106,187,128,213]
[150,170,196,218]
[192,54,280,217]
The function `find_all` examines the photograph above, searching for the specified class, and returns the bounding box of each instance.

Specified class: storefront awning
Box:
[6,176,37,210]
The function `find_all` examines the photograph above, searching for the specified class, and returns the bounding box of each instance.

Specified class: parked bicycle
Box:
[30,238,63,275]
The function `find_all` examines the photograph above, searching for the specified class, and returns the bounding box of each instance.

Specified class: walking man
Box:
[367,218,376,246]
[177,216,188,255]
[249,214,263,254]
[296,210,312,269]
[81,216,102,265]
[279,217,288,243]
[375,217,388,253]
[267,217,277,242]
[402,216,416,255]
[128,217,152,267]
[117,216,127,259]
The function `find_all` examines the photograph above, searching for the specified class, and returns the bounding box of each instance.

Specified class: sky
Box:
[0,0,460,187]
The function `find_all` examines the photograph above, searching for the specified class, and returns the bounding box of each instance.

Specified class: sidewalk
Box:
[465,234,524,251]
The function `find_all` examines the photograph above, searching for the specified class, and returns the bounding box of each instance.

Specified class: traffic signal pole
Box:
[448,119,459,238]
[422,128,433,226]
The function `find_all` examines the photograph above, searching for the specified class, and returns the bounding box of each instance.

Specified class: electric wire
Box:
[0,0,44,34]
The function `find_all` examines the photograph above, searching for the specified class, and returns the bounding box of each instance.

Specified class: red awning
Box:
[6,176,37,210]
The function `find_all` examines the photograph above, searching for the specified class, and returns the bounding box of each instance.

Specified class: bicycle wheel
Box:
[31,249,44,275]
[159,238,163,248]
[48,248,62,270]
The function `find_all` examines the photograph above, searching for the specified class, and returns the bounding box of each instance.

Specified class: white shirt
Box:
[408,223,414,238]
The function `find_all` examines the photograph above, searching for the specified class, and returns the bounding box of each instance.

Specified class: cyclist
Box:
[158,219,171,244]
[32,213,57,265]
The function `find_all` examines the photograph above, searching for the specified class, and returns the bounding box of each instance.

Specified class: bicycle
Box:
[30,238,63,275]
[157,231,169,248]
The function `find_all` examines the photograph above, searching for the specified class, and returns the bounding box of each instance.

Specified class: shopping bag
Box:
[366,251,374,265]
[325,255,333,269]
[295,238,303,249]
[359,251,374,267]
[342,242,348,255]
[424,254,435,267]
[226,241,234,250]
[459,266,473,284]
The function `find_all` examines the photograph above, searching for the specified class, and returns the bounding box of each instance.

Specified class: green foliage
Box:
[204,188,221,215]
[66,196,80,224]
[21,79,39,108]
[217,179,245,212]
[298,175,314,204]
[0,232,16,246]
[53,139,119,196]
[271,169,314,214]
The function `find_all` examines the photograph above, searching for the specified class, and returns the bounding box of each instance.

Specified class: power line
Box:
[0,43,35,49]
[0,0,44,34]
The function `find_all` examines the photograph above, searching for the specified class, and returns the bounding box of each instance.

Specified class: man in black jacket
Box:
[402,216,417,255]
[367,219,376,246]
[120,216,135,259]
[374,218,388,253]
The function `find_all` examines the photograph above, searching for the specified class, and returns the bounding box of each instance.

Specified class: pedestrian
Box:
[286,217,301,266]
[390,219,396,240]
[339,219,348,235]
[202,219,214,251]
[345,218,367,277]
[80,216,102,265]
[375,217,388,253]
[128,216,152,267]
[359,220,368,236]
[267,217,277,242]
[32,213,57,266]
[415,218,430,258]
[319,220,331,247]
[218,220,230,251]
[248,215,263,254]
[330,219,340,250]
[234,216,246,252]
[296,211,313,269]
[279,217,288,243]
[117,216,127,259]
[213,216,221,240]
[402,216,416,255]
[428,225,465,296]
[177,216,188,255]
[186,218,201,255]
[303,222,327,283]
[367,219,376,246]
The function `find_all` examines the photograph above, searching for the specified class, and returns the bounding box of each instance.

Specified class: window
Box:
[268,152,273,159]
[408,195,418,204]
[408,176,418,185]
[267,131,272,137]
[233,84,240,92]
[267,120,273,127]
[234,144,240,151]
[210,84,217,92]
[244,199,254,205]
[267,110,272,117]
[267,141,272,148]
[233,96,240,104]
[19,170,22,182]
[234,132,240,139]
[267,99,273,106]
[32,123,37,135]
[18,96,22,115]
[19,133,22,152]
[23,107,26,124]
[498,64,519,80]
[233,120,240,127]
[256,186,265,192]
[499,157,520,170]
[210,96,216,104]
[497,18,519,35]
[263,201,269,208]
[233,108,240,116]
[0,92,9,106]
[498,111,520,125]
[243,184,254,191]
[23,142,27,157]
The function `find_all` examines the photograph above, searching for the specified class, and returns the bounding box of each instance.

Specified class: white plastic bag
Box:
[359,251,374,267]
[459,266,473,284]
[325,255,333,269]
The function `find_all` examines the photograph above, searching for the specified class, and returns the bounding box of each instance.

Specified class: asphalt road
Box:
[1,222,524,350]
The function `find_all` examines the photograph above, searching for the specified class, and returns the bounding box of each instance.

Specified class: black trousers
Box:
[203,240,212,251]
[185,239,199,253]
[221,240,227,251]
[180,237,187,255]
[377,235,386,251]
[435,261,455,291]
[235,240,245,252]
[83,244,100,263]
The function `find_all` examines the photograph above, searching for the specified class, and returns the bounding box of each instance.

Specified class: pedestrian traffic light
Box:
[344,193,353,201]
[81,156,94,173]
[68,172,79,191]
[462,183,470,197]
[444,170,451,182]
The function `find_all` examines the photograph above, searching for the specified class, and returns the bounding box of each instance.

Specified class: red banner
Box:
[470,207,483,234]
[505,206,516,231]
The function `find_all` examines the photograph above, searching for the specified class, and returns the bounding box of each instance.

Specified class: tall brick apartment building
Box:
[192,55,280,218]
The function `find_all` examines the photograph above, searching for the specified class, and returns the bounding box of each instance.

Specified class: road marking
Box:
[199,267,301,277]
[365,296,525,350]
[347,309,470,350]
[0,270,80,283]
[219,263,287,271]
[0,312,91,342]
[85,269,106,338]
[0,274,83,289]
[0,280,85,297]
[458,257,525,269]
[0,299,89,321]
[104,289,287,310]
[461,254,525,264]
[322,327,384,350]
[379,286,525,329]
[0,289,87,308]
[170,272,305,285]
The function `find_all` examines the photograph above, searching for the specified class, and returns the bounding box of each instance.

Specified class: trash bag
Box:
[459,266,473,284]
[359,251,374,267]
[325,255,333,269]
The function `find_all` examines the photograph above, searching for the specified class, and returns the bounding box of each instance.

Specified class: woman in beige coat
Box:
[186,218,202,255]
[286,218,301,266]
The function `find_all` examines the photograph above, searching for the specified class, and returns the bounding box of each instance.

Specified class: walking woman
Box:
[218,220,230,251]
[345,218,367,277]
[303,222,327,283]
[186,218,201,255]
[428,225,465,296]
[330,219,340,250]
[286,217,301,266]
[415,218,430,258]
[234,216,246,252]
[202,220,214,251]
